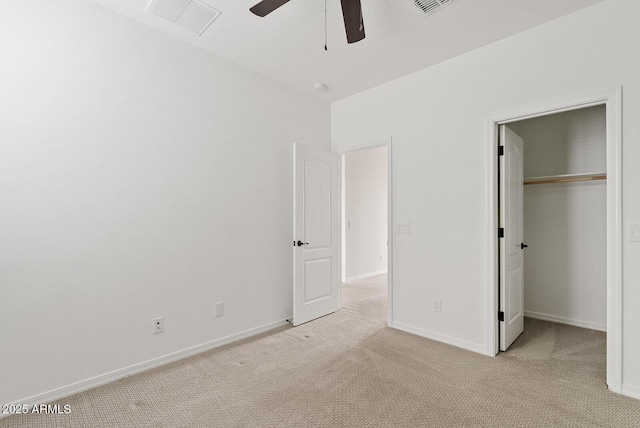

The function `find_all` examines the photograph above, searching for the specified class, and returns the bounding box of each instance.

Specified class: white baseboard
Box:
[621,384,640,400]
[2,319,289,417]
[346,269,388,282]
[390,321,486,355]
[524,310,606,332]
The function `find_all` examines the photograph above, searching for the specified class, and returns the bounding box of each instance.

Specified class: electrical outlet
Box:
[394,222,410,234]
[152,317,164,334]
[214,302,224,318]
[432,299,441,313]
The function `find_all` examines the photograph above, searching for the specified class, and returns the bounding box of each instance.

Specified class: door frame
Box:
[485,88,623,393]
[338,137,394,326]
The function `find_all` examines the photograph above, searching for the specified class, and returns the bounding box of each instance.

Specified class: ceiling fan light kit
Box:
[250,0,365,45]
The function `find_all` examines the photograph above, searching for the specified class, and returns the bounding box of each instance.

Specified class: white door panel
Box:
[304,258,332,302]
[507,269,523,323]
[293,143,340,326]
[500,126,525,351]
[304,159,332,249]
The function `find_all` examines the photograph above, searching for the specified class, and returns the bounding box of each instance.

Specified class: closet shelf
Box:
[524,172,607,185]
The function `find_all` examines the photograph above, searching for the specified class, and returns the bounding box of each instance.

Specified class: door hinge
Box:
[498,146,504,156]
[498,311,505,322]
[498,228,504,238]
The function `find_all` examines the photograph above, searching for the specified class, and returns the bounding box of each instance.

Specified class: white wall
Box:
[509,108,607,331]
[510,106,607,177]
[345,146,387,280]
[332,0,640,396]
[0,0,329,405]
[523,181,606,330]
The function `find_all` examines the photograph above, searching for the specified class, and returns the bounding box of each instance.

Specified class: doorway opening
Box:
[292,139,392,327]
[340,140,393,325]
[487,88,622,393]
[510,105,606,329]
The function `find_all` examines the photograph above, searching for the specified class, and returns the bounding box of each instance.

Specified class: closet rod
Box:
[524,173,606,185]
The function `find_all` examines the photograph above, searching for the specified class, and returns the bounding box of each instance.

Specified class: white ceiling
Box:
[91,0,603,102]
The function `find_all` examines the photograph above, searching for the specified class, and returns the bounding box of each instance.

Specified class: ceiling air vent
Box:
[146,0,221,36]
[412,0,453,16]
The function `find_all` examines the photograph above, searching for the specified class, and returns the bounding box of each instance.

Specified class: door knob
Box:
[521,243,528,249]
[296,240,309,247]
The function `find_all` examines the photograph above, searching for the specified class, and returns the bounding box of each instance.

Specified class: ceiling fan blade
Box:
[250,0,291,17]
[340,0,365,44]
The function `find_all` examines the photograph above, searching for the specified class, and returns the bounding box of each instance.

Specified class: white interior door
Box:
[293,143,341,326]
[499,125,525,351]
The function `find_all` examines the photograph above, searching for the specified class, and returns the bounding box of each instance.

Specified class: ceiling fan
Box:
[250,0,365,44]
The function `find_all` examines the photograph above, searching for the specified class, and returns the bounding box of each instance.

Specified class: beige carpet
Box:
[2,274,639,427]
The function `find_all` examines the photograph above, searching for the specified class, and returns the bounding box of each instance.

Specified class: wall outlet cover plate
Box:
[394,222,410,234]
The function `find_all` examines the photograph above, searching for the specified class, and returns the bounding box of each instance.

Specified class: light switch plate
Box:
[394,222,410,234]
[630,224,640,242]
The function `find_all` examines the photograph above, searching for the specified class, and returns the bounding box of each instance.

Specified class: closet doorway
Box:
[499,105,607,351]
[487,88,622,393]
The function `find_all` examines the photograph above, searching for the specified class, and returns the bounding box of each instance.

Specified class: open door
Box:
[293,143,341,326]
[499,125,525,351]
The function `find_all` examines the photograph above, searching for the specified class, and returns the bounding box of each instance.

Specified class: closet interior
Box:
[508,105,607,332]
